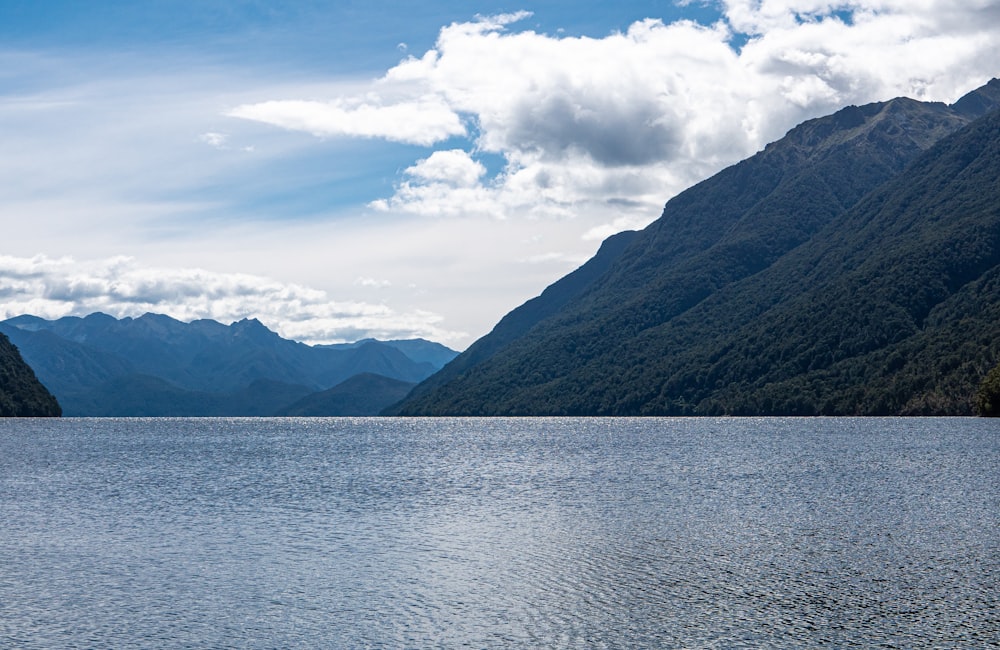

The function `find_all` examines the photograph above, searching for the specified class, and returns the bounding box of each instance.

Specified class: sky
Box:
[1,1,998,349]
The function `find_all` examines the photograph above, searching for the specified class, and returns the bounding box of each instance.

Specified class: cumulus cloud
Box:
[0,255,464,345]
[229,3,1000,236]
[369,149,499,217]
[405,149,485,186]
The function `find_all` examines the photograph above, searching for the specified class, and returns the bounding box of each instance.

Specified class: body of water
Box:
[1,417,997,648]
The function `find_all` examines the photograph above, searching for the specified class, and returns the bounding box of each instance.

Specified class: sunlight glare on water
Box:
[0,416,997,647]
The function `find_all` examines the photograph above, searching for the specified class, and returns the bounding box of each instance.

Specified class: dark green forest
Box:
[0,332,61,417]
[393,80,1000,416]
[977,362,1000,416]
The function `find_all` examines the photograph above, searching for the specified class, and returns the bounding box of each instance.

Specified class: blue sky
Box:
[0,2,721,59]
[1,1,998,348]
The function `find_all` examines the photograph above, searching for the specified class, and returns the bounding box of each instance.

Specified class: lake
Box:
[0,417,996,648]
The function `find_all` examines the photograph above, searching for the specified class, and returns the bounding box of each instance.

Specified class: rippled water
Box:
[0,417,996,648]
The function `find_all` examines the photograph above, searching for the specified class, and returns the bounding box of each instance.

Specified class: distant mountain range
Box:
[275,373,418,416]
[391,78,1000,416]
[0,313,457,416]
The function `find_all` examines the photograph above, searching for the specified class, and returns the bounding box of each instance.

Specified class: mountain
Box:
[977,363,1000,416]
[320,338,458,370]
[0,332,61,417]
[276,373,416,416]
[0,313,455,416]
[392,79,1000,416]
[63,375,315,417]
[403,228,638,402]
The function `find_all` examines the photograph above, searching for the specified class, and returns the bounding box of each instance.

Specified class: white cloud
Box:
[199,131,228,148]
[405,149,485,186]
[582,214,657,242]
[0,254,464,346]
[230,4,1000,236]
[369,149,498,217]
[354,276,392,288]
[226,95,465,146]
[518,251,591,265]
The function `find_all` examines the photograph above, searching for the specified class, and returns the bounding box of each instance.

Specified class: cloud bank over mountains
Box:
[0,255,462,346]
[230,2,1000,234]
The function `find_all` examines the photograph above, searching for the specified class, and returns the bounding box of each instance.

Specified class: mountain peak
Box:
[2,314,50,331]
[394,82,1000,416]
[775,95,962,159]
[83,312,117,324]
[233,317,266,328]
[951,77,1000,119]
[231,317,272,333]
[137,312,183,324]
[228,317,285,347]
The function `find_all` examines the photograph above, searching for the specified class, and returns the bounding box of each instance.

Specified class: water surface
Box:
[1,417,996,647]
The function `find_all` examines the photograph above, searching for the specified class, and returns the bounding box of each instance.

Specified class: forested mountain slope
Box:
[393,79,1000,416]
[276,373,416,416]
[402,228,637,403]
[0,333,61,417]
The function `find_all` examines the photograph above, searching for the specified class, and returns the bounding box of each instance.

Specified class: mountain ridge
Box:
[1,313,456,416]
[0,332,61,417]
[276,373,417,417]
[391,78,1000,416]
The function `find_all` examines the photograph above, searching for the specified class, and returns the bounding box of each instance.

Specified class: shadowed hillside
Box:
[0,333,61,417]
[277,373,416,416]
[393,79,1000,416]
